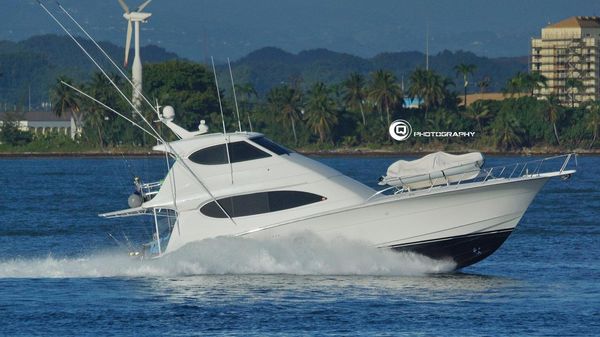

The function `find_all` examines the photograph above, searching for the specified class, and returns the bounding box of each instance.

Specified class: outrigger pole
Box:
[211,56,235,185]
[38,1,237,226]
[227,57,243,132]
[60,81,160,141]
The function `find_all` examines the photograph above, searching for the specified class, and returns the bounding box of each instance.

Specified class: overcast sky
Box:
[4,0,600,60]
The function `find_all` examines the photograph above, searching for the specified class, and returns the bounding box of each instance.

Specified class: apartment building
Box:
[531,16,600,106]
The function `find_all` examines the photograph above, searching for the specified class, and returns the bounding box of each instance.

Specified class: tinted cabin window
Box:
[189,141,271,165]
[249,137,292,155]
[200,191,325,218]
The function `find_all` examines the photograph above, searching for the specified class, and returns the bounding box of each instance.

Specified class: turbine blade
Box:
[136,0,152,11]
[118,0,130,13]
[124,20,132,67]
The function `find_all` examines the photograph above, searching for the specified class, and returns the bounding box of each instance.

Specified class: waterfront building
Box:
[531,16,600,106]
[0,111,78,139]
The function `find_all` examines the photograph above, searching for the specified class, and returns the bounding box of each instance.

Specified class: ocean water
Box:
[0,155,598,336]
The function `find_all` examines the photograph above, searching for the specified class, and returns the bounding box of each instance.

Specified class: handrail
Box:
[369,153,577,200]
[140,180,164,198]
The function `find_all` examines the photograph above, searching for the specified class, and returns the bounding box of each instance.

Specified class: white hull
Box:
[165,175,551,268]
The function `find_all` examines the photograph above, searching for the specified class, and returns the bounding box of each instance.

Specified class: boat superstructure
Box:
[101,109,577,269]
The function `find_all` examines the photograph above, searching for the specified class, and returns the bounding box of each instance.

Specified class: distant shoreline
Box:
[0,148,597,158]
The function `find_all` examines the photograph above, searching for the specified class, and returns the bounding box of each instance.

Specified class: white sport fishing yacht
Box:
[101,107,577,269]
[36,0,576,270]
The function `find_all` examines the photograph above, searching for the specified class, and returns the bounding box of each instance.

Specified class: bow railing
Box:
[368,153,577,201]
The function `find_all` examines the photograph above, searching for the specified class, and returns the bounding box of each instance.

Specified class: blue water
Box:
[0,155,598,336]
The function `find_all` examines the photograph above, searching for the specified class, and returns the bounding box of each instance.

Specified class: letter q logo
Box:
[389,119,412,141]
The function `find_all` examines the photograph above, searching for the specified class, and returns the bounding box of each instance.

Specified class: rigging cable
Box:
[39,1,237,225]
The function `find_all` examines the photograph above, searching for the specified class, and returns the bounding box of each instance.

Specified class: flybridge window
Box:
[188,141,271,165]
[200,191,325,218]
[249,136,292,155]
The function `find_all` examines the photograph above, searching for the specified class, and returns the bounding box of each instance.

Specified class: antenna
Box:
[401,74,405,92]
[211,57,227,136]
[227,57,242,132]
[426,22,430,71]
[211,56,234,184]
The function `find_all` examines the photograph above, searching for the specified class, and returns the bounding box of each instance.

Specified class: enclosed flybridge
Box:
[100,107,577,269]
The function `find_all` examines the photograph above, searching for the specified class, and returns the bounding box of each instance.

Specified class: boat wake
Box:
[0,233,455,278]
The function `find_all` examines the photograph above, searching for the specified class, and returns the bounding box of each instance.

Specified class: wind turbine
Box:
[119,0,152,110]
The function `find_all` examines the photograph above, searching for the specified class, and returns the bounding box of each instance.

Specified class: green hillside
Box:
[0,34,179,109]
[227,47,528,96]
[0,34,528,110]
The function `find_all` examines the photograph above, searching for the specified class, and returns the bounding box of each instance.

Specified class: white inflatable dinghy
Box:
[379,151,484,190]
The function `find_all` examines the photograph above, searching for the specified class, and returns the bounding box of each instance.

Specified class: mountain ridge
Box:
[0,35,528,108]
[229,46,528,95]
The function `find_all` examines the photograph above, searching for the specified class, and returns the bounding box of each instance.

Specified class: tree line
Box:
[1,59,599,152]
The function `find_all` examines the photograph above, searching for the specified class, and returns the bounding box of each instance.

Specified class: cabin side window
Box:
[188,141,271,165]
[200,191,326,218]
[249,136,292,155]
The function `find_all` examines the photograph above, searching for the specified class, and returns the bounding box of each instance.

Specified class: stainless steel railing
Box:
[140,180,163,199]
[368,153,577,201]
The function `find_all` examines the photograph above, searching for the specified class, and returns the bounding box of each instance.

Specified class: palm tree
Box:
[408,68,427,111]
[504,72,527,97]
[81,72,127,148]
[477,77,491,94]
[343,72,367,125]
[51,76,82,136]
[454,63,477,106]
[267,85,302,145]
[565,78,584,108]
[545,95,562,145]
[408,68,447,118]
[305,82,338,143]
[85,73,109,148]
[427,109,456,143]
[528,71,548,95]
[491,111,524,150]
[235,83,258,131]
[585,101,600,149]
[368,70,402,126]
[462,101,490,132]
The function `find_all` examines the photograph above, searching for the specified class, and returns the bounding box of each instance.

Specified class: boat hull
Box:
[388,228,513,269]
[166,175,551,270]
[241,176,549,269]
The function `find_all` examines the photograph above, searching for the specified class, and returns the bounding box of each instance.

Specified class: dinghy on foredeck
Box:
[379,151,485,190]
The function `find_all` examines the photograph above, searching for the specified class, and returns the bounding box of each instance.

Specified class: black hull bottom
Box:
[389,229,514,269]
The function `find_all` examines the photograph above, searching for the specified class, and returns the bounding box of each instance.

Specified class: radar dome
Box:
[162,106,175,120]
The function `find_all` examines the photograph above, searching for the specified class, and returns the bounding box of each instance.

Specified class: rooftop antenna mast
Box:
[426,21,430,71]
[211,57,234,184]
[227,57,242,132]
[425,0,430,71]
